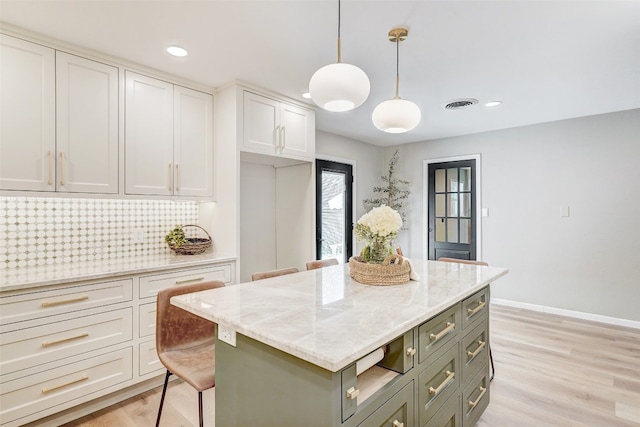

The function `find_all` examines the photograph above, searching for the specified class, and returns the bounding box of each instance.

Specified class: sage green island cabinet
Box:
[172,259,508,427]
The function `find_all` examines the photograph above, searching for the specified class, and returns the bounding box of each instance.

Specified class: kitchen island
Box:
[172,259,508,427]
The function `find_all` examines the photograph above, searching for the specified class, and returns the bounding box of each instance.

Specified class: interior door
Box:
[315,159,353,263]
[428,160,477,260]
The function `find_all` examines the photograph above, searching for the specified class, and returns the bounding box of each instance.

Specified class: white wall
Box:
[391,109,640,321]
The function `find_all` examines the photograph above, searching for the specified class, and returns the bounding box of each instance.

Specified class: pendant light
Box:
[309,0,370,112]
[372,27,421,133]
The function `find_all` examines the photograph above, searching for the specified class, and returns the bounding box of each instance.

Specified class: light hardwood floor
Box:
[61,305,640,427]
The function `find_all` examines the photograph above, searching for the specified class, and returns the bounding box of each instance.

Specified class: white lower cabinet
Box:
[0,260,235,427]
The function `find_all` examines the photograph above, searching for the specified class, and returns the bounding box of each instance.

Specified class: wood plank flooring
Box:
[60,305,640,426]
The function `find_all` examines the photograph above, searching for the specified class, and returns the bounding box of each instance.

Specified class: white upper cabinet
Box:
[125,71,213,197]
[0,35,56,191]
[0,35,118,194]
[242,91,314,161]
[56,52,119,193]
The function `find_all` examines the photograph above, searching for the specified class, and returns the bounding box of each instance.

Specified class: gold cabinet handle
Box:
[392,421,404,427]
[429,370,455,396]
[429,322,455,342]
[175,277,205,285]
[58,151,65,186]
[468,386,487,409]
[345,386,359,400]
[42,332,89,347]
[168,163,173,191]
[48,150,53,185]
[175,163,180,192]
[42,375,88,394]
[406,347,416,357]
[467,340,486,360]
[281,126,285,150]
[467,301,486,316]
[41,295,89,308]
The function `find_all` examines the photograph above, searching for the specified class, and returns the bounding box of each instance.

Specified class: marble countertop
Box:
[0,252,237,292]
[172,259,508,372]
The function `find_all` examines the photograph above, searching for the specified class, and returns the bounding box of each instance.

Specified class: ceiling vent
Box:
[445,98,478,110]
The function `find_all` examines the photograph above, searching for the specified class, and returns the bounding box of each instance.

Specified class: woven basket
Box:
[349,255,411,286]
[167,225,212,255]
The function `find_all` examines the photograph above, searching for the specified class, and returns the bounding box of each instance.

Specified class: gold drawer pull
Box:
[346,386,359,400]
[175,277,205,285]
[392,421,404,427]
[41,295,89,308]
[467,301,486,316]
[429,370,455,396]
[429,322,455,341]
[42,332,89,347]
[468,386,487,409]
[42,375,88,394]
[467,340,486,360]
[48,150,53,185]
[406,347,417,357]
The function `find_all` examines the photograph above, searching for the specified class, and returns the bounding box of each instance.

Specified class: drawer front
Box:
[418,304,461,364]
[357,381,414,427]
[139,302,156,338]
[378,330,415,374]
[461,287,489,330]
[1,307,133,374]
[139,265,231,299]
[428,393,461,427]
[341,363,358,422]
[462,370,490,427]
[0,347,133,426]
[139,339,163,376]
[418,341,460,427]
[0,278,133,325]
[461,319,489,385]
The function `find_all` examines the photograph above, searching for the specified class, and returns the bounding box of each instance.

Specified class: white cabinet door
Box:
[174,85,213,197]
[56,52,119,193]
[280,102,314,159]
[243,91,280,155]
[125,71,174,195]
[0,35,56,191]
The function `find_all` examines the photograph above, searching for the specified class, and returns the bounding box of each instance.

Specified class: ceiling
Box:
[1,0,639,147]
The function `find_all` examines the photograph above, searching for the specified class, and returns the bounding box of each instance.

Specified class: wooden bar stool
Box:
[155,280,225,427]
[251,267,299,281]
[305,258,339,270]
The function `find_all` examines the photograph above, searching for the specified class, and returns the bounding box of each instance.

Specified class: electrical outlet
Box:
[218,325,236,347]
[131,228,145,243]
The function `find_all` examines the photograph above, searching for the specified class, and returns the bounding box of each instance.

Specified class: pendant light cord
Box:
[395,36,400,99]
[337,0,342,63]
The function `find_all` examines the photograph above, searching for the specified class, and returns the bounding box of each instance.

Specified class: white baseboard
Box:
[492,298,640,330]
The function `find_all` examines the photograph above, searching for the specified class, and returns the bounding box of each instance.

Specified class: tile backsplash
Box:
[0,196,199,270]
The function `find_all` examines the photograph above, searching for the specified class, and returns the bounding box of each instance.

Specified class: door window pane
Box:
[435,169,446,193]
[321,171,345,260]
[447,194,458,217]
[460,219,471,244]
[460,193,471,217]
[460,167,471,191]
[435,218,446,242]
[447,219,458,243]
[435,194,446,217]
[447,168,458,192]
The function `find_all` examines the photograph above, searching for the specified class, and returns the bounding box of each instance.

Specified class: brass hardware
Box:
[467,301,486,316]
[406,347,416,357]
[41,295,89,308]
[467,340,486,360]
[175,164,180,191]
[59,151,65,186]
[48,151,53,185]
[392,420,404,427]
[42,332,89,347]
[346,386,359,400]
[388,27,409,43]
[429,370,455,396]
[468,386,487,409]
[175,277,205,285]
[429,322,455,341]
[42,375,88,394]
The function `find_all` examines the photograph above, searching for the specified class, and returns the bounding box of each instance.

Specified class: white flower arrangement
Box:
[354,205,402,263]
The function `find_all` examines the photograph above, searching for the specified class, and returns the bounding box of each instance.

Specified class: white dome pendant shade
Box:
[309,0,370,112]
[372,27,421,133]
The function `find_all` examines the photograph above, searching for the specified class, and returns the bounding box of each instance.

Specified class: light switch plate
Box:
[218,325,236,347]
[560,206,570,217]
[481,208,489,217]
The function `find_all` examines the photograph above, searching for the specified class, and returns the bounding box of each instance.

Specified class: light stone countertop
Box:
[0,252,237,292]
[172,259,508,372]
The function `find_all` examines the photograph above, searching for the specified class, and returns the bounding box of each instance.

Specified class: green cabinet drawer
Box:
[418,304,461,365]
[418,341,460,426]
[342,363,358,422]
[461,319,489,384]
[357,381,414,427]
[462,369,490,427]
[427,393,461,427]
[461,288,489,330]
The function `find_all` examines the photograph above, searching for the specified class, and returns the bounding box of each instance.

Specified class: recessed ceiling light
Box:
[166,46,188,57]
[485,101,502,107]
[302,92,312,99]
